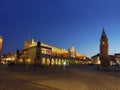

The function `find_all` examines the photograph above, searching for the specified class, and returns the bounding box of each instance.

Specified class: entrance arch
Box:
[46,58,50,65]
[42,57,46,65]
[51,58,55,65]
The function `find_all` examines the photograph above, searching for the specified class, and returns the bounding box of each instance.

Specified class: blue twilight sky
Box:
[0,0,120,57]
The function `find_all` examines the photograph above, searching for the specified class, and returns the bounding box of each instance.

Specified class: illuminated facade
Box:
[2,52,16,62]
[17,38,86,65]
[0,36,3,62]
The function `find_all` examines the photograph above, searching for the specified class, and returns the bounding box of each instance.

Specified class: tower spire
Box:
[101,28,107,39]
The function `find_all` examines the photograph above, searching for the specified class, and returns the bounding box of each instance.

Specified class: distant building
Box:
[100,28,110,66]
[91,28,120,66]
[113,53,120,65]
[109,55,116,65]
[91,53,120,66]
[91,54,100,64]
[17,38,86,65]
[114,53,120,62]
[0,36,3,62]
[2,52,16,62]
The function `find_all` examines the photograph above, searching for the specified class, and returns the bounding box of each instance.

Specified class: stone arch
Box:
[42,57,46,65]
[46,58,50,65]
[51,58,55,65]
[55,58,59,65]
[58,59,61,65]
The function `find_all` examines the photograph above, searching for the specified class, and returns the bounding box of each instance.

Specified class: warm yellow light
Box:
[0,36,3,51]
[26,58,31,64]
[97,60,101,64]
[51,58,55,65]
[19,59,23,62]
[3,57,15,61]
[46,58,50,65]
[63,61,66,65]
[42,58,46,65]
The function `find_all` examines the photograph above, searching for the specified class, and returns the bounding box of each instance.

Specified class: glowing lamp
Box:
[0,36,3,51]
[0,36,3,62]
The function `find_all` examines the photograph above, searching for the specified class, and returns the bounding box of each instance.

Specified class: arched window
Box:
[42,57,46,65]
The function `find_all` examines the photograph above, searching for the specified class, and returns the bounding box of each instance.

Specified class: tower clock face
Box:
[102,41,105,44]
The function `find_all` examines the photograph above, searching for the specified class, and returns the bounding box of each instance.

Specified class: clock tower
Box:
[100,28,109,66]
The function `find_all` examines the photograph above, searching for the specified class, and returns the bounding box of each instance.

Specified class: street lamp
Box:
[0,36,3,62]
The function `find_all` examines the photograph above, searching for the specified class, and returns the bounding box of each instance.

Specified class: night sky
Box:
[1,0,120,57]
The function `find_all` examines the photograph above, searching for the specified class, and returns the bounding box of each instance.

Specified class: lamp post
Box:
[0,36,3,63]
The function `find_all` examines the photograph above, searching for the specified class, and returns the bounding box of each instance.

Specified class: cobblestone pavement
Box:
[0,65,120,90]
[0,73,60,90]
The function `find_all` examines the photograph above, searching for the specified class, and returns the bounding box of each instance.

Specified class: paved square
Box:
[0,65,120,90]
